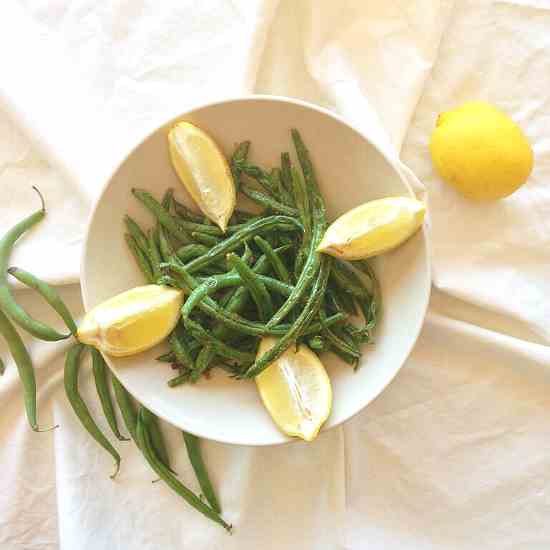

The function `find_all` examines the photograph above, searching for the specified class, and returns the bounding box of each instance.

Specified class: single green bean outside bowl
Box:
[0,187,70,341]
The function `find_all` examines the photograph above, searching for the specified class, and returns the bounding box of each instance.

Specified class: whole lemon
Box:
[430,102,533,200]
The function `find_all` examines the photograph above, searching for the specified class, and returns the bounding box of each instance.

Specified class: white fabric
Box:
[1,0,550,548]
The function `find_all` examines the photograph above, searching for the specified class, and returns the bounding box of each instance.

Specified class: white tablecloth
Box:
[1,1,550,548]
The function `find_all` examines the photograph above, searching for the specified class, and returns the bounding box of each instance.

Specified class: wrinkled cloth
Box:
[1,1,550,549]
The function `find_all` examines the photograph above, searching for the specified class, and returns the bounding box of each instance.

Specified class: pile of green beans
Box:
[127,129,380,382]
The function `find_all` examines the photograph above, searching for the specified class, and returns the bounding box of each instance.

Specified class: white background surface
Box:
[1,1,549,548]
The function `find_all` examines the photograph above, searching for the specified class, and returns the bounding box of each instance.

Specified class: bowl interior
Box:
[82,97,430,446]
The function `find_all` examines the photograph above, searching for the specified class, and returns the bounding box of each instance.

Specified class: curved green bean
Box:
[136,407,231,530]
[7,267,78,335]
[0,187,69,341]
[90,348,129,441]
[64,344,120,478]
[0,310,56,431]
[182,431,221,513]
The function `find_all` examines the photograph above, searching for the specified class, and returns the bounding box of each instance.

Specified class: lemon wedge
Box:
[317,196,425,260]
[77,285,183,357]
[255,337,332,442]
[168,121,235,231]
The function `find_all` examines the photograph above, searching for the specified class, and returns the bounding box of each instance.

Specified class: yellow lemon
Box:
[317,196,425,260]
[168,121,235,231]
[77,285,183,357]
[255,337,332,442]
[430,101,533,200]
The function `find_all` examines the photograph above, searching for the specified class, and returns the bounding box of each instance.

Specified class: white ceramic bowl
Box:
[82,96,430,446]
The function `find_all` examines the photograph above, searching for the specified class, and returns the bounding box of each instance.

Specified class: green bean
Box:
[111,375,138,442]
[266,223,323,328]
[237,162,276,195]
[168,369,192,387]
[290,167,311,240]
[147,229,162,281]
[307,335,324,351]
[240,185,298,217]
[176,243,210,262]
[328,343,358,366]
[183,215,301,274]
[136,407,231,530]
[169,329,194,370]
[132,189,191,243]
[230,141,250,193]
[7,267,78,335]
[267,131,327,328]
[176,219,223,236]
[172,197,204,224]
[280,152,295,206]
[156,275,179,288]
[319,308,360,359]
[64,344,120,478]
[124,215,149,252]
[243,256,331,378]
[271,167,292,206]
[330,282,358,315]
[90,348,129,441]
[253,236,290,283]
[0,187,69,341]
[331,260,371,300]
[157,351,176,363]
[191,232,221,247]
[190,346,216,382]
[125,234,155,283]
[161,188,174,210]
[0,310,55,431]
[182,431,221,513]
[226,253,273,321]
[147,412,173,473]
[158,226,176,263]
[231,209,258,223]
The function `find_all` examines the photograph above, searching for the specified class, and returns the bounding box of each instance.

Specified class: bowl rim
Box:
[81,94,431,446]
